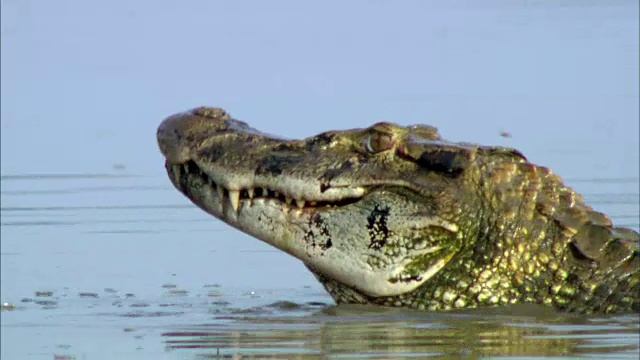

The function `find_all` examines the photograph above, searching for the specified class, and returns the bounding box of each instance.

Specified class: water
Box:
[1,172,638,359]
[1,0,638,359]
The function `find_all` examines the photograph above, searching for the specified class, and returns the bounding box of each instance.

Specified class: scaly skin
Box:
[157,107,639,314]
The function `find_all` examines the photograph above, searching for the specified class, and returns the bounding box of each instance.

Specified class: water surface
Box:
[1,170,638,359]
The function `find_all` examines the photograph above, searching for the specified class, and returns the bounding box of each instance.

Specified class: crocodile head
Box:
[157,106,524,299]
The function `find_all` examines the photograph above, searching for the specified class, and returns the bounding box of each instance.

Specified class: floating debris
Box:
[35,299,58,308]
[129,302,150,308]
[79,292,99,298]
[165,289,189,297]
[210,300,230,306]
[266,301,303,311]
[243,290,259,298]
[53,355,75,360]
[207,290,224,297]
[1,302,17,311]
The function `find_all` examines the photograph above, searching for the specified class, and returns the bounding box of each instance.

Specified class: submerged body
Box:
[157,107,639,314]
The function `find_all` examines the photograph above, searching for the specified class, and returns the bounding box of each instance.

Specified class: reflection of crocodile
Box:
[157,107,639,314]
[163,304,638,358]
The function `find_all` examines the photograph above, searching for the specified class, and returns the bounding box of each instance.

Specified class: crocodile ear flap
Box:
[415,148,471,176]
[399,141,525,176]
[398,140,473,176]
[483,147,527,161]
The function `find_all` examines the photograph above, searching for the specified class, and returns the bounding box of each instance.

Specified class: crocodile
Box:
[157,106,640,314]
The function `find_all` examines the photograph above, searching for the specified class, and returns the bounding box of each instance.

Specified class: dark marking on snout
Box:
[304,213,333,254]
[319,182,331,193]
[198,145,227,163]
[273,143,295,151]
[318,159,357,193]
[367,204,391,250]
[416,149,469,176]
[255,154,305,176]
[389,275,423,284]
[306,132,337,151]
[272,141,306,152]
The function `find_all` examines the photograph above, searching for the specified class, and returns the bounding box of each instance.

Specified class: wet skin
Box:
[157,107,639,314]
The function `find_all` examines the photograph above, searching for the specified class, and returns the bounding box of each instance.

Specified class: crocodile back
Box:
[480,154,639,313]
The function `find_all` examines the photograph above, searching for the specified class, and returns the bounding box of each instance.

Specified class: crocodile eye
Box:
[364,132,394,153]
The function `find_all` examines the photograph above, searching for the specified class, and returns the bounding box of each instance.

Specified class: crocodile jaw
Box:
[157,107,461,298]
[165,161,449,297]
[157,108,367,208]
[163,161,451,298]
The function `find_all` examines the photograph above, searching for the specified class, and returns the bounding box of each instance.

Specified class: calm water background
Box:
[1,0,639,359]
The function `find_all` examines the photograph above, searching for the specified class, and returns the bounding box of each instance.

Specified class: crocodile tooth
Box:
[295,199,306,209]
[172,164,181,181]
[182,163,189,174]
[246,188,254,206]
[216,184,224,201]
[309,201,317,206]
[229,190,240,212]
[274,191,280,199]
[285,197,292,206]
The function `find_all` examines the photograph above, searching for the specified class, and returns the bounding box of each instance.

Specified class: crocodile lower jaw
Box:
[166,160,364,217]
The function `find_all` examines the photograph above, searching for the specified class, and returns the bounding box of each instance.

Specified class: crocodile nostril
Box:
[192,107,232,120]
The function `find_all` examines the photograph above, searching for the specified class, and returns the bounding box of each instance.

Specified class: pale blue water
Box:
[1,0,638,359]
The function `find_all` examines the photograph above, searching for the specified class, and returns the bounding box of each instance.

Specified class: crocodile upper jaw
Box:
[157,108,368,216]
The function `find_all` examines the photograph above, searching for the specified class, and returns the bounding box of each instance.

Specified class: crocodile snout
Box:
[157,111,192,164]
[157,107,233,164]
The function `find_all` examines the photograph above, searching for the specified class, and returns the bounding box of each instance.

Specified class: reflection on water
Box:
[1,171,639,360]
[163,305,640,359]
